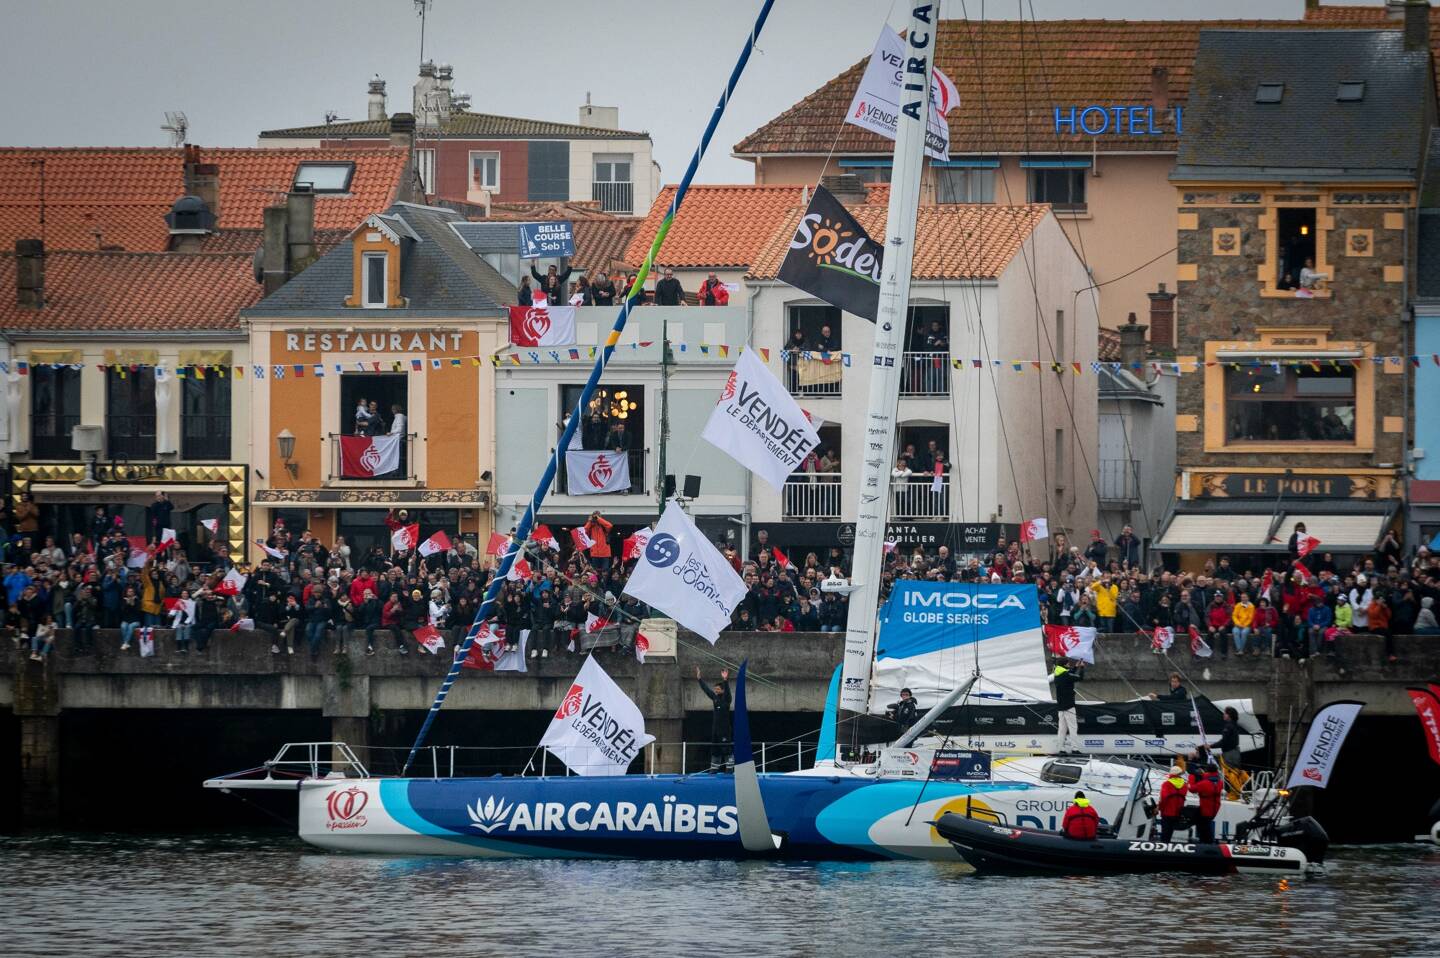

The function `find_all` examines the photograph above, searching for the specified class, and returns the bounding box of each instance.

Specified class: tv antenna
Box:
[414,0,432,67]
[324,111,351,125]
[161,111,189,146]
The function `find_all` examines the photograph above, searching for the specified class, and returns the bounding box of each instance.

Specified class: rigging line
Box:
[400,0,780,777]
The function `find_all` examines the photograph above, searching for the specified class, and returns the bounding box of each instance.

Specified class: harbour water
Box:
[4,832,1437,957]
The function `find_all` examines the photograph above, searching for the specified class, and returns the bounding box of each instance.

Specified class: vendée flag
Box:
[532,524,560,551]
[1296,533,1322,558]
[509,305,577,347]
[339,435,400,478]
[418,530,452,557]
[540,656,654,776]
[701,347,820,493]
[1020,518,1048,543]
[391,523,420,553]
[571,526,594,552]
[621,499,746,644]
[1044,624,1097,665]
[565,450,630,495]
[844,27,957,161]
[1150,626,1174,652]
[1286,701,1364,789]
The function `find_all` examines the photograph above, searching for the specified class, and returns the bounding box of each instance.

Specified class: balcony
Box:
[899,351,950,397]
[106,415,156,461]
[328,433,417,482]
[1099,458,1141,506]
[181,414,232,461]
[31,413,81,460]
[785,353,842,398]
[890,479,950,520]
[592,181,633,215]
[782,475,842,520]
[556,448,647,496]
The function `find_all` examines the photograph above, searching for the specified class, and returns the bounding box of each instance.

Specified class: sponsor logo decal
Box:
[1096,714,1117,725]
[465,794,739,836]
[325,786,369,831]
[556,683,584,719]
[1302,767,1322,782]
[718,370,737,403]
[467,795,515,834]
[645,533,681,569]
[1128,840,1195,853]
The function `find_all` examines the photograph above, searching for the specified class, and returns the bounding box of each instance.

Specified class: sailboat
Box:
[206,1,1278,860]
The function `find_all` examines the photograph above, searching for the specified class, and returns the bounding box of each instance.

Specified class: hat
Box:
[1090,529,1101,539]
[1337,594,1349,604]
[1356,574,1367,586]
[1168,765,1183,775]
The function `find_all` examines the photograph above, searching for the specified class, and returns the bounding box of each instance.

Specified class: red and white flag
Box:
[533,524,559,551]
[1296,532,1322,558]
[254,539,287,561]
[462,622,528,672]
[200,518,219,536]
[571,526,594,552]
[565,449,630,495]
[138,627,156,658]
[772,547,793,571]
[418,530,452,557]
[1260,569,1274,597]
[338,434,401,478]
[1291,560,1311,584]
[1044,624,1097,665]
[216,568,247,596]
[159,528,177,549]
[1188,624,1212,658]
[413,624,446,654]
[487,532,511,556]
[391,523,420,553]
[506,555,533,581]
[228,617,255,632]
[883,538,898,555]
[635,630,651,664]
[622,529,651,562]
[1150,626,1174,652]
[508,304,577,347]
[931,460,945,494]
[1406,687,1440,768]
[1020,517,1049,543]
[586,609,613,634]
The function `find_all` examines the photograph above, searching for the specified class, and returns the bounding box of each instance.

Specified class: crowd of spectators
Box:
[517,262,732,308]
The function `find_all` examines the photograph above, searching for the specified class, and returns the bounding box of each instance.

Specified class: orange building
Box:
[242,202,511,558]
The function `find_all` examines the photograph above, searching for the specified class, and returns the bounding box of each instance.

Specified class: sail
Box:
[870,582,1051,713]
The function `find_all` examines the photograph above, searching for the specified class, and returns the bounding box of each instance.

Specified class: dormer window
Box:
[344,214,405,309]
[363,252,388,308]
[294,162,355,193]
[1336,81,1365,102]
[1255,83,1284,104]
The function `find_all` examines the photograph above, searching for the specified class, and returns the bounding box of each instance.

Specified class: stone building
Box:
[1155,24,1433,570]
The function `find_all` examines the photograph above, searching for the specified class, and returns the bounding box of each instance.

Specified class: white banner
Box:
[1286,701,1364,789]
[540,656,654,776]
[621,499,746,643]
[844,27,956,161]
[565,449,631,495]
[701,347,820,493]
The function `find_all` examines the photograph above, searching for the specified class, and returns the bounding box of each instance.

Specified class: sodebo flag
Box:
[508,304,577,347]
[702,347,820,493]
[1286,701,1364,789]
[540,656,654,776]
[621,499,746,644]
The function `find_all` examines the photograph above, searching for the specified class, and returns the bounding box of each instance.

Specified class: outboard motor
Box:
[1427,798,1440,845]
[1273,816,1329,866]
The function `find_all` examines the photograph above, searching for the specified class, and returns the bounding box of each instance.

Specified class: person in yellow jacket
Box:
[1231,592,1256,656]
[1089,574,1119,633]
[139,556,165,626]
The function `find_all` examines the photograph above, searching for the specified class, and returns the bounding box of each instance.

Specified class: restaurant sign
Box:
[1216,474,1353,498]
[284,331,468,354]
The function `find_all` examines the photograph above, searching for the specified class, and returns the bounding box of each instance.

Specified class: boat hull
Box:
[933,812,1308,876]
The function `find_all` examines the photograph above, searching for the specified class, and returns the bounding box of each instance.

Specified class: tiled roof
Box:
[199,227,350,254]
[734,17,1407,157]
[572,218,640,272]
[195,147,408,231]
[1304,3,1437,22]
[261,111,648,140]
[625,185,808,268]
[1098,327,1122,362]
[0,148,184,252]
[0,251,259,332]
[748,203,1049,281]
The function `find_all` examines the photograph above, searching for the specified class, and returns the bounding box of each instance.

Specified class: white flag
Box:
[200,518,219,535]
[702,347,820,493]
[138,627,155,658]
[540,656,654,776]
[1286,701,1364,789]
[566,449,630,495]
[621,499,746,643]
[844,27,955,161]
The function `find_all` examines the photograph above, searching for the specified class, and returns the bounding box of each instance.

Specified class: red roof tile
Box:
[0,251,260,332]
[748,203,1049,281]
[735,17,1414,157]
[625,185,808,268]
[194,147,408,232]
[1098,327,1122,362]
[572,219,640,272]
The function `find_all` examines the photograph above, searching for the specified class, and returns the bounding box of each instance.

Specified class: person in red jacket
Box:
[698,273,730,306]
[1157,764,1189,841]
[1189,762,1224,844]
[1061,790,1100,840]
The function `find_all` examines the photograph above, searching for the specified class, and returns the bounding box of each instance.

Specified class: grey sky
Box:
[2,0,1361,182]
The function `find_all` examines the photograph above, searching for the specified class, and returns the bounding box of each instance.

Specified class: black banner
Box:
[777,184,883,322]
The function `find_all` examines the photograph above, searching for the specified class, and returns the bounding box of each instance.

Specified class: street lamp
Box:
[277,428,297,479]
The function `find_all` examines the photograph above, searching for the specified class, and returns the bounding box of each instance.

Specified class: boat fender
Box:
[1431,819,1440,846]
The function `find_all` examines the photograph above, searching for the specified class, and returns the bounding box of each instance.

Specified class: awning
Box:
[1156,513,1274,550]
[1280,513,1388,550]
[1156,500,1395,553]
[29,482,228,511]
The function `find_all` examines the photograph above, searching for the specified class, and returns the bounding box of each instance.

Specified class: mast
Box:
[839,2,938,715]
[658,318,672,510]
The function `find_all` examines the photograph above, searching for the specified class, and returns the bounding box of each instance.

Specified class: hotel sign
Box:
[1217,474,1352,498]
[1053,105,1182,137]
[283,331,467,353]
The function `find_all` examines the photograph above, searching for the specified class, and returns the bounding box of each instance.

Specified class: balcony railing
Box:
[1099,458,1141,505]
[899,351,950,397]
[785,353,843,398]
[557,448,647,496]
[891,479,950,520]
[782,474,842,520]
[106,415,156,460]
[31,413,81,460]
[182,414,232,461]
[592,180,633,215]
[328,433,417,482]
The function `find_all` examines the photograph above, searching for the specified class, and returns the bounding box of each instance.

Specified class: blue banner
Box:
[876,581,1039,660]
[519,221,575,258]
[930,749,991,781]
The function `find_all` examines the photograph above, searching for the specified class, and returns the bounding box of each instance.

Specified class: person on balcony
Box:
[604,420,631,454]
[810,323,839,352]
[923,319,949,352]
[590,271,616,306]
[890,457,913,483]
[653,268,685,306]
[531,261,573,305]
[1298,257,1328,290]
[698,273,729,306]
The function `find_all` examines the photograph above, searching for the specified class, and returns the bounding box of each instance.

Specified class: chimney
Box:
[435,63,453,124]
[1403,0,1430,52]
[578,92,621,130]
[1148,282,1177,349]
[1386,0,1409,20]
[262,206,288,295]
[819,173,870,205]
[388,113,419,204]
[1118,312,1149,368]
[413,60,438,128]
[286,187,316,274]
[15,239,44,308]
[1150,66,1170,113]
[367,76,387,121]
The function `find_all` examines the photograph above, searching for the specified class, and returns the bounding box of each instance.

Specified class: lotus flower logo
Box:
[522,308,552,342]
[719,370,737,403]
[588,455,613,488]
[556,682,584,719]
[467,795,515,834]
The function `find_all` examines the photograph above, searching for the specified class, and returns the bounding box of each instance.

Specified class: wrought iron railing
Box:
[899,351,951,396]
[782,474,842,520]
[30,413,81,459]
[106,415,156,460]
[328,432,417,481]
[890,479,950,520]
[592,180,634,215]
[181,414,232,461]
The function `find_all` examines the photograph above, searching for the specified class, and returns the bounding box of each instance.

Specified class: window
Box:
[1224,365,1356,443]
[593,154,633,214]
[106,368,156,460]
[1276,207,1318,291]
[363,252,388,308]
[336,373,410,479]
[1055,309,1067,364]
[415,148,436,194]
[901,305,949,396]
[30,365,82,460]
[1255,83,1285,104]
[1028,166,1086,212]
[470,151,500,191]
[559,383,644,494]
[293,162,355,193]
[843,163,891,185]
[181,375,231,461]
[1336,81,1365,102]
[783,423,842,520]
[785,304,843,397]
[936,167,994,204]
